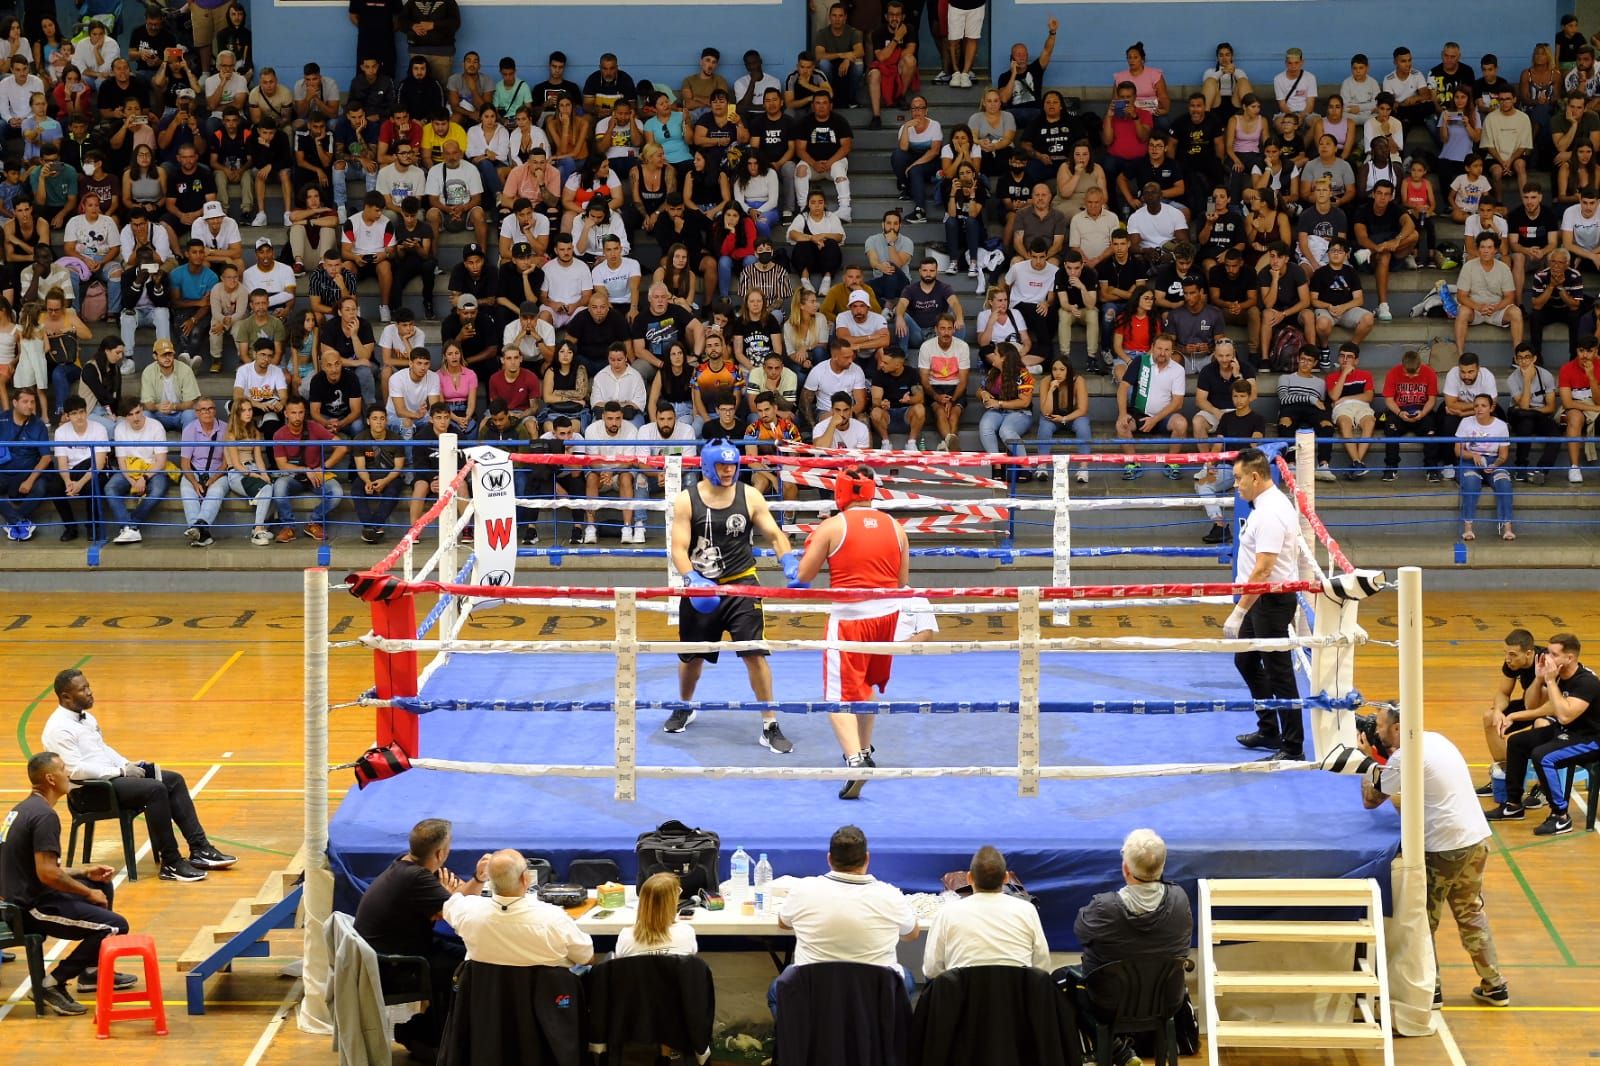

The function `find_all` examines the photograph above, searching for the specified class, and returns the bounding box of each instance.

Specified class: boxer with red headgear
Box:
[795,463,912,798]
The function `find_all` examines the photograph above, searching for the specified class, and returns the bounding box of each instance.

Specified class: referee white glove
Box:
[121,761,148,778]
[1222,606,1246,640]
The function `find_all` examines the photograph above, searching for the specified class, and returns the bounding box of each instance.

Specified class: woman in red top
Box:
[1113,284,1158,372]
[795,464,911,799]
[713,204,760,299]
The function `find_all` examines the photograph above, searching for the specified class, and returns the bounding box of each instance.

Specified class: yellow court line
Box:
[192,649,245,701]
[1443,1006,1600,1012]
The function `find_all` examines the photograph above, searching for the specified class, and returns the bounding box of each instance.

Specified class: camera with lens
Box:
[1354,713,1388,759]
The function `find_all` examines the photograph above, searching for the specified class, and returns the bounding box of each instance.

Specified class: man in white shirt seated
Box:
[440,849,594,967]
[802,336,870,423]
[103,399,171,544]
[773,825,919,1014]
[812,391,871,448]
[589,342,648,425]
[922,845,1051,979]
[1125,182,1190,253]
[632,401,696,542]
[39,667,237,883]
[578,401,639,544]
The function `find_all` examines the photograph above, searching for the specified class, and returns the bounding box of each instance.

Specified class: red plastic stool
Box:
[94,934,168,1039]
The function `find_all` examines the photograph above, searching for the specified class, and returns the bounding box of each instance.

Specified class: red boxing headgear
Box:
[833,464,877,512]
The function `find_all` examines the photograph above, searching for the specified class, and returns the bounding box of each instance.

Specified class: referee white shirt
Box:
[921,890,1051,979]
[441,891,594,967]
[778,870,916,969]
[41,706,129,780]
[1235,482,1301,583]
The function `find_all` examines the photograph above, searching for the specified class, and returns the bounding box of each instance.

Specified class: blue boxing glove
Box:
[787,579,811,590]
[684,571,721,614]
[781,549,803,584]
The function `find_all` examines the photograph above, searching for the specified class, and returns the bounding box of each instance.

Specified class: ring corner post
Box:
[664,456,683,627]
[1387,563,1436,1036]
[1017,587,1041,797]
[439,432,461,638]
[614,587,639,802]
[298,567,334,1035]
[1050,453,1072,626]
[1396,567,1425,866]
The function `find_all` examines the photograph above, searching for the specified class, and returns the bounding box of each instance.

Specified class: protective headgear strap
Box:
[700,439,742,486]
[833,464,877,512]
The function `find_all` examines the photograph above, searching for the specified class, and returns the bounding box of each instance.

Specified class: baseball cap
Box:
[512,241,533,258]
[201,201,225,219]
[153,338,175,355]
[457,294,479,309]
[519,300,541,317]
[254,236,274,250]
[176,87,196,99]
[848,288,871,306]
[462,242,485,259]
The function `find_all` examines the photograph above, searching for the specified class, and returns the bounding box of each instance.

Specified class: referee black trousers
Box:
[112,770,209,865]
[1235,592,1302,751]
[22,880,128,983]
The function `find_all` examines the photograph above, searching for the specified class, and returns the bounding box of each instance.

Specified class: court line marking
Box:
[1436,1013,1469,1066]
[1488,828,1577,967]
[1444,1005,1600,1012]
[192,650,245,701]
[0,761,222,1023]
[243,978,304,1066]
[13,654,92,760]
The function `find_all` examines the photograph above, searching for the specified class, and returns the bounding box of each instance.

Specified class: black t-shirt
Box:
[999,170,1033,205]
[211,126,255,171]
[250,132,293,173]
[1557,665,1600,738]
[440,311,496,363]
[745,113,795,167]
[496,264,545,309]
[1168,112,1221,174]
[96,76,150,116]
[1053,265,1099,308]
[565,308,631,365]
[309,370,358,422]
[649,210,712,261]
[1129,157,1183,194]
[870,363,919,408]
[352,856,452,956]
[1353,201,1402,245]
[128,26,178,73]
[1310,263,1362,305]
[353,429,403,473]
[995,59,1046,108]
[796,113,853,155]
[1256,264,1308,311]
[693,113,741,167]
[1197,359,1258,409]
[1147,262,1202,303]
[1501,646,1544,699]
[901,279,956,327]
[1208,263,1255,303]
[582,70,637,107]
[169,163,215,214]
[393,216,433,260]
[1202,211,1245,258]
[318,318,376,362]
[1295,205,1348,243]
[530,79,583,114]
[0,793,60,904]
[294,129,335,173]
[447,262,499,303]
[410,423,443,478]
[734,313,780,363]
[1216,408,1267,440]
[1022,117,1077,164]
[1100,254,1145,296]
[1506,206,1555,250]
[632,309,689,360]
[1429,61,1475,102]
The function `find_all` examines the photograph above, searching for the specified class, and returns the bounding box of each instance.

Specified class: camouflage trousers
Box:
[1426,840,1503,987]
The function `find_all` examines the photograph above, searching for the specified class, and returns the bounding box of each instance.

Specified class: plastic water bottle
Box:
[730,847,751,903]
[753,853,773,913]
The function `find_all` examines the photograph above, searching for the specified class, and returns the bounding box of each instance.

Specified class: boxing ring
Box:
[293,434,1437,1038]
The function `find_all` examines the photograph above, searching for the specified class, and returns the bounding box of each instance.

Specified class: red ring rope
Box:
[1274,455,1357,575]
[367,460,476,577]
[505,450,1243,469]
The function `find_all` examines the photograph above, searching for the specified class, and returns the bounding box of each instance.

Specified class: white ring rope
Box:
[430,595,1239,616]
[406,757,1315,781]
[513,494,1232,513]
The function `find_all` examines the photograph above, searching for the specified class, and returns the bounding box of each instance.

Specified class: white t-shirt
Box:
[1381,70,1429,102]
[499,211,551,246]
[812,416,870,449]
[590,365,648,410]
[1378,731,1491,853]
[242,261,297,306]
[1449,174,1493,214]
[112,416,169,465]
[121,223,174,266]
[64,213,118,260]
[234,361,288,405]
[590,257,642,305]
[778,871,916,969]
[425,161,484,207]
[1443,367,1498,406]
[834,310,889,344]
[1362,116,1403,154]
[501,317,555,361]
[976,307,1027,348]
[1273,69,1319,113]
[378,323,429,355]
[803,360,868,418]
[204,72,249,117]
[918,337,971,386]
[1236,483,1300,582]
[465,122,510,164]
[376,163,425,204]
[579,418,638,460]
[1126,203,1189,249]
[634,420,696,456]
[543,258,594,307]
[191,217,243,250]
[921,890,1052,979]
[387,368,441,418]
[612,921,698,959]
[440,893,593,967]
[1561,203,1600,251]
[1129,358,1186,417]
[342,213,393,256]
[54,420,108,466]
[1003,261,1058,306]
[1456,415,1509,459]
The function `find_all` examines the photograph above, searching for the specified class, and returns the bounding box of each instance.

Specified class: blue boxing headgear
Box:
[700,439,743,486]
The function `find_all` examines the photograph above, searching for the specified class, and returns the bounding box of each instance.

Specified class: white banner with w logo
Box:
[467,446,518,592]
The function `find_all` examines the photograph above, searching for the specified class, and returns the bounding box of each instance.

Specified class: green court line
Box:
[207,836,297,858]
[1503,834,1593,855]
[1491,827,1578,967]
[15,654,91,760]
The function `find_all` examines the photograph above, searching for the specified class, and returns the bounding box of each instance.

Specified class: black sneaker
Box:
[1474,779,1497,797]
[839,752,870,800]
[1484,802,1524,821]
[1525,783,1547,808]
[1426,470,1443,483]
[361,527,380,543]
[908,207,927,223]
[1533,811,1572,836]
[896,187,912,202]
[760,721,794,754]
[1381,469,1398,483]
[1202,524,1230,545]
[159,858,208,882]
[1433,982,1444,1008]
[78,970,138,993]
[868,115,883,130]
[1350,461,1368,480]
[193,522,215,547]
[1470,982,1510,1006]
[40,984,87,1016]
[663,708,696,733]
[522,527,540,545]
[191,845,238,869]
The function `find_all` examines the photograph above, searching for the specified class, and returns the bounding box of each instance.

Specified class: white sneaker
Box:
[120,359,136,376]
[619,525,634,544]
[906,438,920,452]
[336,204,347,223]
[837,209,851,223]
[633,521,647,543]
[582,523,597,544]
[1075,468,1089,484]
[379,304,392,324]
[250,211,267,227]
[179,351,201,368]
[1570,466,1585,484]
[283,211,293,228]
[820,274,831,292]
[1316,461,1336,482]
[878,438,893,450]
[1377,302,1393,321]
[1193,462,1212,481]
[935,436,949,452]
[112,526,141,544]
[1441,466,1455,482]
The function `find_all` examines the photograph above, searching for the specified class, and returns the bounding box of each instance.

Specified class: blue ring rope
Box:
[415,553,478,639]
[382,693,1365,715]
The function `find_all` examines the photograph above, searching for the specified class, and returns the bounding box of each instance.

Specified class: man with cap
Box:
[192,199,244,272]
[502,299,555,366]
[242,236,298,318]
[793,463,911,797]
[668,440,800,754]
[441,293,499,375]
[835,287,891,361]
[495,239,544,323]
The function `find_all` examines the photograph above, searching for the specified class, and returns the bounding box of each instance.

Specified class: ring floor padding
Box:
[330,651,1399,944]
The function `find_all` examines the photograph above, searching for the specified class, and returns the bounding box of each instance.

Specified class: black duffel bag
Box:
[635,819,721,903]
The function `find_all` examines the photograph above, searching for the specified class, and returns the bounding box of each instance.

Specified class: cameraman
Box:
[1486,632,1600,838]
[1357,704,1508,1008]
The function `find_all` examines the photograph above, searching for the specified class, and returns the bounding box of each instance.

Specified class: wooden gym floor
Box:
[0,588,1593,1064]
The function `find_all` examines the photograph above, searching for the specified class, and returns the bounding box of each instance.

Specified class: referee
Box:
[1225,448,1305,761]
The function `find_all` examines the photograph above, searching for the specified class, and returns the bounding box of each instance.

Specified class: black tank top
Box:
[637,167,668,214]
[658,362,694,404]
[688,482,757,582]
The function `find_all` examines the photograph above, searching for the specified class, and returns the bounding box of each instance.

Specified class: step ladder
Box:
[1199,877,1393,1066]
[177,847,306,1015]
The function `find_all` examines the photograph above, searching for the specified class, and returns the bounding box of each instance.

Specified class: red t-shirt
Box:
[1381,365,1438,413]
[1326,367,1375,400]
[1559,357,1599,401]
[273,420,337,469]
[488,369,539,411]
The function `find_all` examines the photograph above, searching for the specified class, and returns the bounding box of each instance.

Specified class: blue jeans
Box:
[1099,300,1127,355]
[890,150,937,210]
[334,158,378,209]
[50,362,80,417]
[1037,414,1092,455]
[979,409,1034,453]
[1198,461,1235,523]
[869,270,909,308]
[92,264,125,315]
[121,306,171,352]
[818,59,861,107]
[1460,464,1513,523]
[0,469,47,523]
[944,213,984,268]
[473,159,503,205]
[744,201,779,237]
[272,472,345,526]
[148,409,198,431]
[103,471,171,528]
[719,254,755,296]
[180,474,231,526]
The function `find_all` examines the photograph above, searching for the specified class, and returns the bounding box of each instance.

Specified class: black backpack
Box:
[635,820,721,903]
